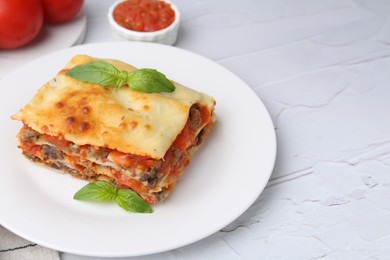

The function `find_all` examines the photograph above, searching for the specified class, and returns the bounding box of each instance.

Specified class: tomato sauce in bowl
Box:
[113,0,175,32]
[108,0,180,45]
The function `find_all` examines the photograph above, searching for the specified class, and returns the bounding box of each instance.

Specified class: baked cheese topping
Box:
[12,55,215,159]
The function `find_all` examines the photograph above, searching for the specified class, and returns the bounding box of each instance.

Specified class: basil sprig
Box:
[66,61,175,93]
[74,181,153,213]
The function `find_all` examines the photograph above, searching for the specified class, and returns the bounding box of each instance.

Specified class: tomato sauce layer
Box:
[113,0,175,32]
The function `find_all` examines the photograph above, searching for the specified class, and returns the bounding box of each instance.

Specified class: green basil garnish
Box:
[74,181,153,213]
[66,61,175,93]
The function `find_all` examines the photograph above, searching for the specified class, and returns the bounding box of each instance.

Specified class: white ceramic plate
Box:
[0,10,86,77]
[0,42,276,257]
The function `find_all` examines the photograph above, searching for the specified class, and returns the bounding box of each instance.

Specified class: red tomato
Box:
[0,0,44,49]
[41,0,84,24]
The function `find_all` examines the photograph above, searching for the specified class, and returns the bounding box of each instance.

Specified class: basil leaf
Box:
[66,61,175,93]
[73,181,153,213]
[66,61,128,88]
[114,189,153,213]
[73,181,117,202]
[127,68,175,93]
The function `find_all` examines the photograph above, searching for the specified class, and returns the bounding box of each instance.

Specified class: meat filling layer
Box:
[16,105,214,204]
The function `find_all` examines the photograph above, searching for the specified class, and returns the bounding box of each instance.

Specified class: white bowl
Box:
[107,0,180,45]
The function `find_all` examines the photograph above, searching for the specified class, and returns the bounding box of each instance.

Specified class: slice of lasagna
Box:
[11,55,216,204]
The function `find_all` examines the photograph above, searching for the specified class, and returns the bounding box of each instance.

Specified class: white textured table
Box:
[3,0,390,259]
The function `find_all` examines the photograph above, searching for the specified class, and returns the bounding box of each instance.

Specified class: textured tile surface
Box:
[2,0,389,259]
